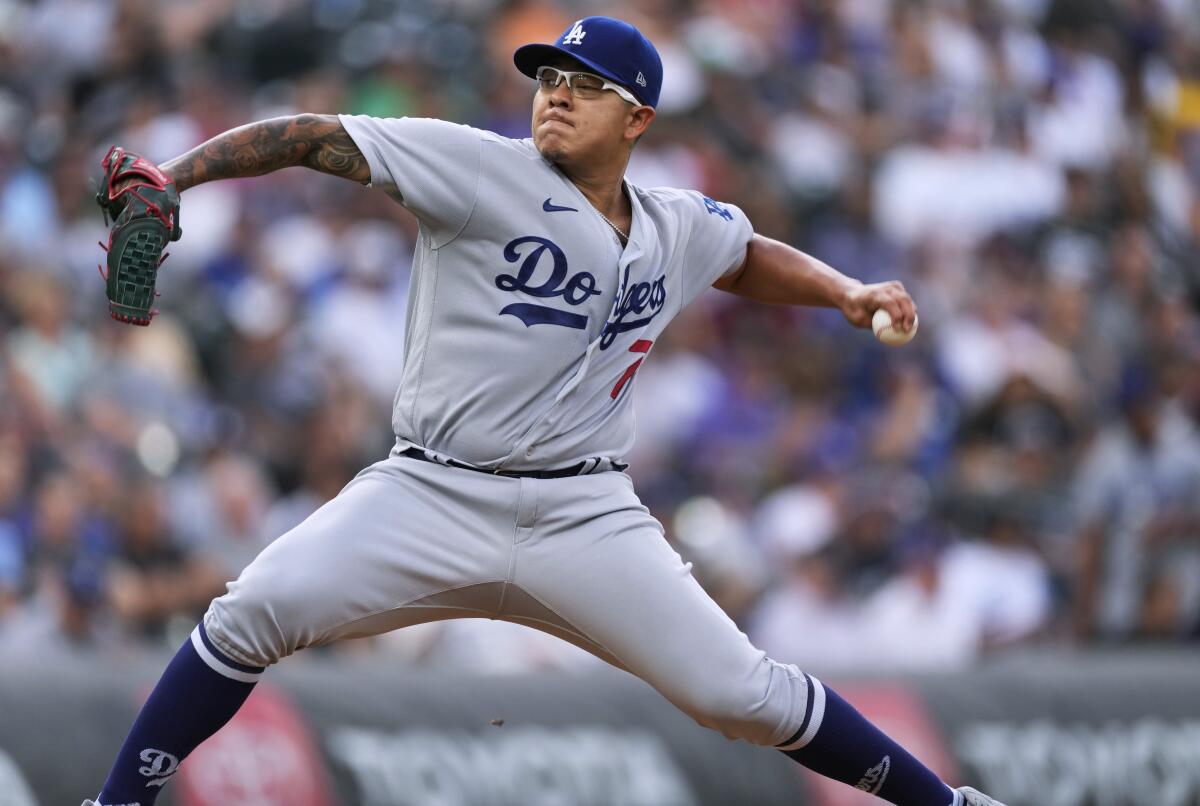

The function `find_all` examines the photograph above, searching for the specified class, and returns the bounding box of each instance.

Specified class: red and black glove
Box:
[95,146,182,325]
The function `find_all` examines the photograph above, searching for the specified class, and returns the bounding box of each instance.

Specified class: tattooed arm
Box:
[160,114,370,190]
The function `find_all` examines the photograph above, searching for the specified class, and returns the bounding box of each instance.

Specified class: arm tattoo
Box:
[161,113,370,191]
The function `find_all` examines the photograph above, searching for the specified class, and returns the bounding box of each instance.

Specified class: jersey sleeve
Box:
[673,190,753,307]
[338,115,482,246]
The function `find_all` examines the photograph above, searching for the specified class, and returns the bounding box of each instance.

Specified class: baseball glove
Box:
[95,146,182,325]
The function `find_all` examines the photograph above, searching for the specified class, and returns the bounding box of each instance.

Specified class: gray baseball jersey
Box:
[337,115,752,471]
[200,116,825,765]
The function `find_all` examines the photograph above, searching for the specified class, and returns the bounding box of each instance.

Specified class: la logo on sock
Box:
[138,748,180,788]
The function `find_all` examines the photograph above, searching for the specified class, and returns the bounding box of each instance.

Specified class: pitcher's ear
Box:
[627,105,656,142]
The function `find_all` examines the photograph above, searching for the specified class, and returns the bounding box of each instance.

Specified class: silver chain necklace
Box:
[594,208,629,244]
[554,164,630,243]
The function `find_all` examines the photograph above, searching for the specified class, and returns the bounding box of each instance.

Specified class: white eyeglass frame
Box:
[535,65,644,107]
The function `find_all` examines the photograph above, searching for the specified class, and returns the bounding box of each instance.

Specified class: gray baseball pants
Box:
[203,446,821,748]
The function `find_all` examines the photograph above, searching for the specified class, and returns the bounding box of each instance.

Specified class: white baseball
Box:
[872,308,918,346]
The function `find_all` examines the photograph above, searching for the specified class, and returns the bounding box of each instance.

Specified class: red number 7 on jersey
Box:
[610,339,653,400]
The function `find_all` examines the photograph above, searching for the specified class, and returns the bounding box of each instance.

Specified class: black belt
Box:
[400,447,593,479]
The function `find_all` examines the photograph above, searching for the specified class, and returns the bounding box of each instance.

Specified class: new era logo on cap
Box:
[514,16,664,107]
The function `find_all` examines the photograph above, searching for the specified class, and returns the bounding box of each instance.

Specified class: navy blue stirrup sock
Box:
[96,623,262,805]
[778,675,957,806]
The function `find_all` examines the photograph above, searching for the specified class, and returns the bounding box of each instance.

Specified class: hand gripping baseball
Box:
[839,280,918,337]
[95,146,182,325]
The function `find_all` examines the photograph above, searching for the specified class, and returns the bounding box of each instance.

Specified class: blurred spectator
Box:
[1072,366,1200,639]
[0,524,22,623]
[0,0,1196,666]
[260,406,363,539]
[0,433,28,534]
[748,482,876,672]
[21,468,112,588]
[860,518,1052,671]
[309,221,411,405]
[5,271,95,421]
[671,496,766,623]
[169,451,278,580]
[107,476,224,641]
[0,554,118,654]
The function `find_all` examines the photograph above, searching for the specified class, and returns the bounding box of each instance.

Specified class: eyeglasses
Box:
[535,65,642,106]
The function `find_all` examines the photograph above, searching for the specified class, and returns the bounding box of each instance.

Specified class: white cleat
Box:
[957,786,1008,806]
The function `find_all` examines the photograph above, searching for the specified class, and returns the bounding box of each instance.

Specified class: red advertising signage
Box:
[177,683,334,806]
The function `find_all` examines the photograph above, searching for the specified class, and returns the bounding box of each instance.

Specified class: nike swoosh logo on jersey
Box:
[542,198,578,213]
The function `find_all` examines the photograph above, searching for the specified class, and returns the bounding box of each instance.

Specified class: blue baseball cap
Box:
[514,16,663,108]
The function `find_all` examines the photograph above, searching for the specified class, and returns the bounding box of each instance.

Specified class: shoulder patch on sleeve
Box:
[702,195,733,221]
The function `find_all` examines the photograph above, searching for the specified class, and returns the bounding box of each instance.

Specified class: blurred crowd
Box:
[1,0,1199,674]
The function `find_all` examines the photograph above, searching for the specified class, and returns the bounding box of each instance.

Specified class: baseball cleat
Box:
[957,786,1007,806]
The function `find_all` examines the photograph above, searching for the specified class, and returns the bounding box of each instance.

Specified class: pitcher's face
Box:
[531,58,652,167]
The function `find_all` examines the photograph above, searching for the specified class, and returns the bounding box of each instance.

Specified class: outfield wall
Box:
[1,650,1198,806]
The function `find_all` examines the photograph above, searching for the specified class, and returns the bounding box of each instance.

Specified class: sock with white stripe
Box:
[779,675,957,806]
[96,623,261,805]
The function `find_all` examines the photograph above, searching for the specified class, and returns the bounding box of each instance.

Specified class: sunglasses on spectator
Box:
[535,66,642,106]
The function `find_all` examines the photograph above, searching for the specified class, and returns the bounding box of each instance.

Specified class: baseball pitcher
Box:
[88,17,1004,806]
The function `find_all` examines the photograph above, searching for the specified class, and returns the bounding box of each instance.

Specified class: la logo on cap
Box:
[563,20,586,45]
